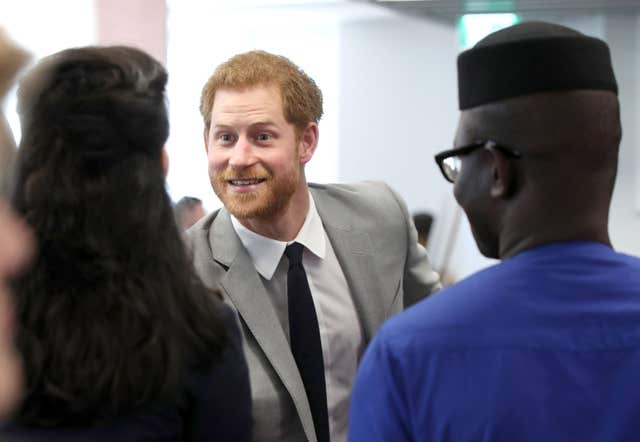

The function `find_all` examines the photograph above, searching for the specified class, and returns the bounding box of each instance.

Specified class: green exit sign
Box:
[458,13,521,49]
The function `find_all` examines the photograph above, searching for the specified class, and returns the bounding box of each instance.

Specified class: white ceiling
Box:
[371,0,640,22]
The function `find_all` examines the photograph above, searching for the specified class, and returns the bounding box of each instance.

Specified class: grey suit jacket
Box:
[186,181,440,442]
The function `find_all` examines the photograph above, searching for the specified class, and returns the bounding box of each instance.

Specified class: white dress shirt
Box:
[231,193,364,442]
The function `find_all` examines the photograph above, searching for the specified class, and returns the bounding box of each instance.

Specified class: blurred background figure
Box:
[0,26,32,421]
[174,195,206,230]
[0,201,32,420]
[0,27,30,196]
[412,212,459,287]
[412,211,434,248]
[414,209,458,286]
[4,46,250,441]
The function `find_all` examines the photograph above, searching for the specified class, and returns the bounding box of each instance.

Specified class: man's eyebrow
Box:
[250,120,278,127]
[211,120,279,130]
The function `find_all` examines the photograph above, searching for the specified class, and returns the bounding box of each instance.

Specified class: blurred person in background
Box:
[0,26,32,421]
[174,196,206,231]
[0,27,30,196]
[3,45,251,441]
[412,211,434,248]
[0,201,32,420]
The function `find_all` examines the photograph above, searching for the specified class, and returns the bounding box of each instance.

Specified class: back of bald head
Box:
[460,90,620,171]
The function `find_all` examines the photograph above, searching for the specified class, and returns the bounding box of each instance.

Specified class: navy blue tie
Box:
[285,242,330,442]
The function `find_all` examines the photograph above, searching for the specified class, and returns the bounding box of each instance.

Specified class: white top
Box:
[231,193,364,442]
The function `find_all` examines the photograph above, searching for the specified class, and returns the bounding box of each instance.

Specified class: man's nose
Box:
[228,137,257,169]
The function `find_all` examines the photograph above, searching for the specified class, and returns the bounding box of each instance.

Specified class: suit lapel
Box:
[209,210,317,442]
[311,187,384,343]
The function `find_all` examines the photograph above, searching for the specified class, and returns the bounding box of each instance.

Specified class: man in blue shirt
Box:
[349,21,640,441]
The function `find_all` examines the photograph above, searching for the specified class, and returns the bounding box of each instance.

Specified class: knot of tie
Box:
[285,242,304,269]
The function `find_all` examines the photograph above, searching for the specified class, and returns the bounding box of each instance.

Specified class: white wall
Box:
[338,12,457,209]
[337,8,496,279]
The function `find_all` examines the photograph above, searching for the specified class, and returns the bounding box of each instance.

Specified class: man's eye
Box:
[257,133,271,141]
[219,134,234,143]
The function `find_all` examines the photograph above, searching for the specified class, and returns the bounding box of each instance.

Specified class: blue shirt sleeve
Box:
[349,330,413,442]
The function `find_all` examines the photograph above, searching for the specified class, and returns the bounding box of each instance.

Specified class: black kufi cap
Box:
[457,21,618,110]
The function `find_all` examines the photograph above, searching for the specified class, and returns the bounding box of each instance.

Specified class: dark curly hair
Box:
[10,46,227,426]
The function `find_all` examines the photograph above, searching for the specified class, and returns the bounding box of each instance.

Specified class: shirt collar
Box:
[231,192,326,280]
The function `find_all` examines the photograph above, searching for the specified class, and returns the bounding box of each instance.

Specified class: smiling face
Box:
[205,85,315,222]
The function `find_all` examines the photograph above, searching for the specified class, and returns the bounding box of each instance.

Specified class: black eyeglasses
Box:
[434,140,522,183]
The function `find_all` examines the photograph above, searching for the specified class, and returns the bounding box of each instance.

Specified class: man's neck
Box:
[237,188,310,242]
[499,209,611,259]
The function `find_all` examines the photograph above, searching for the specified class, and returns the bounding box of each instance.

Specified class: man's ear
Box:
[298,122,319,164]
[487,147,516,199]
[203,127,210,153]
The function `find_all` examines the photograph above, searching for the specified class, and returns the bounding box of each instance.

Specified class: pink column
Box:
[96,0,166,64]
